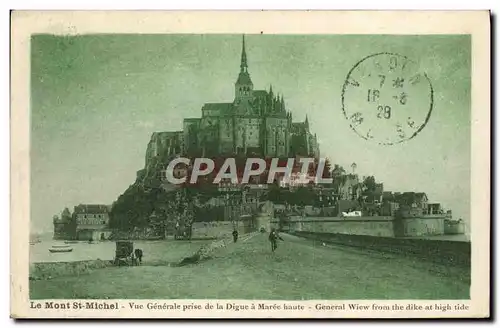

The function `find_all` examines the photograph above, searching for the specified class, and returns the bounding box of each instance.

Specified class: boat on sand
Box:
[49,245,73,253]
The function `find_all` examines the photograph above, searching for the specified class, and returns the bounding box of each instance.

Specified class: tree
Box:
[266,181,282,203]
[289,186,316,206]
[331,164,347,193]
[109,183,158,230]
[332,164,346,177]
[295,187,316,206]
[363,176,377,192]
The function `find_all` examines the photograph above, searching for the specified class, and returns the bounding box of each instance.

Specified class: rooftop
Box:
[74,204,110,215]
[236,71,253,85]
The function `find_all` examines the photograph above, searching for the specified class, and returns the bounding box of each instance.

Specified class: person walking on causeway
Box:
[268,228,284,252]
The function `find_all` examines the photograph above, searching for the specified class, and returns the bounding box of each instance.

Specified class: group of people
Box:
[232,227,284,252]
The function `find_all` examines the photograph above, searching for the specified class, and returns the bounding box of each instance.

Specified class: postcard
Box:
[10,10,490,318]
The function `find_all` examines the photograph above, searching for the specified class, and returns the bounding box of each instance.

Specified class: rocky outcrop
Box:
[176,239,227,266]
[110,131,190,230]
[145,131,184,166]
[137,131,184,189]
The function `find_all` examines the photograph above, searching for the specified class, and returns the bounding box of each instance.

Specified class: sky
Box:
[30,34,471,233]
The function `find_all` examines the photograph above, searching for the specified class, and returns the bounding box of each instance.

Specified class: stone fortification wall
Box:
[273,216,396,237]
[292,231,470,268]
[272,215,450,238]
[191,218,257,239]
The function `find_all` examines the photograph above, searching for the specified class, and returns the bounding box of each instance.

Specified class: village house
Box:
[74,204,112,241]
[362,183,384,204]
[279,172,315,189]
[380,191,399,216]
[338,174,362,201]
[427,203,443,215]
[315,186,337,207]
[397,192,429,211]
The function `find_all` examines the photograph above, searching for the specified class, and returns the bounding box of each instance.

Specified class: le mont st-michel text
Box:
[31,301,467,313]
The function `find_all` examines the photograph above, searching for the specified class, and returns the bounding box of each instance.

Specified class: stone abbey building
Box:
[145,36,320,166]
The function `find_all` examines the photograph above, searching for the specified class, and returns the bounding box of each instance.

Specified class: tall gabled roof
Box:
[395,192,428,205]
[74,204,109,214]
[236,72,252,85]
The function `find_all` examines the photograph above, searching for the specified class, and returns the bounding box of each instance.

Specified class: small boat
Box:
[64,241,78,244]
[49,245,73,253]
[29,234,41,244]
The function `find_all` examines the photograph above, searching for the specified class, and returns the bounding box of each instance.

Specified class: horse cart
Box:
[114,241,140,266]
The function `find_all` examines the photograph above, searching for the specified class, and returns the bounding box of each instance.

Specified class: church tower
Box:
[234,35,253,102]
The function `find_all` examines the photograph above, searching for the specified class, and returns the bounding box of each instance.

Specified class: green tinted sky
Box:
[31,34,470,232]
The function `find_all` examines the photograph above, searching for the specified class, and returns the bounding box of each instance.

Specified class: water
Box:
[30,240,117,263]
[30,232,470,264]
[29,238,206,264]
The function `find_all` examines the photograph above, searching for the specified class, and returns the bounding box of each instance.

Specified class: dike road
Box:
[30,232,470,299]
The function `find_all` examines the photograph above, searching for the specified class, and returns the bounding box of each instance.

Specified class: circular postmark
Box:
[341,52,433,145]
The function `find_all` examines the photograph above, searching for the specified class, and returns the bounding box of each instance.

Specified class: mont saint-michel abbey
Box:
[146,36,320,166]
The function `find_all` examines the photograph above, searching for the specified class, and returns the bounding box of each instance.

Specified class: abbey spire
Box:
[240,35,248,73]
[235,35,253,101]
